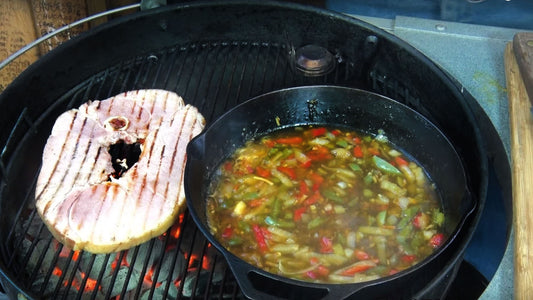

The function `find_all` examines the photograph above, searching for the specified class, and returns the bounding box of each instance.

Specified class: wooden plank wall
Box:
[0,0,325,92]
[0,0,138,92]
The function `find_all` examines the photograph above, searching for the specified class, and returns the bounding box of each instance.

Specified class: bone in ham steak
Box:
[35,89,205,253]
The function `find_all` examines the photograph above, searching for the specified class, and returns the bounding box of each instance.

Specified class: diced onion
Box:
[309,137,330,146]
[398,197,410,210]
[347,231,357,248]
[388,149,402,157]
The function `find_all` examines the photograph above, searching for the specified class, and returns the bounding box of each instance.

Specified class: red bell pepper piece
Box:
[255,166,271,178]
[222,227,233,239]
[319,236,333,253]
[263,139,277,148]
[305,190,321,205]
[401,254,417,264]
[395,156,409,166]
[413,212,429,229]
[252,224,269,253]
[339,261,375,276]
[249,198,266,207]
[260,226,272,239]
[305,266,330,279]
[353,145,364,158]
[223,162,233,172]
[275,137,303,144]
[306,146,331,161]
[299,181,309,196]
[245,166,254,174]
[412,212,423,229]
[301,160,312,168]
[294,207,307,222]
[309,173,324,191]
[331,129,341,136]
[367,147,380,156]
[353,136,362,144]
[305,270,318,279]
[388,269,399,276]
[277,166,296,180]
[310,127,327,137]
[430,233,445,248]
[354,249,370,261]
[316,265,330,277]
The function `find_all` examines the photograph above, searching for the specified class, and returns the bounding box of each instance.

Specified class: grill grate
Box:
[0,40,355,299]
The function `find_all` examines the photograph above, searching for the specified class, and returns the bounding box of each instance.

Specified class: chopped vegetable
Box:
[276,137,303,144]
[255,166,271,178]
[222,226,233,238]
[271,168,293,187]
[252,224,269,253]
[358,226,394,236]
[294,207,307,222]
[310,127,327,137]
[376,210,387,226]
[432,209,445,226]
[322,189,344,203]
[320,236,334,253]
[308,216,327,229]
[207,125,444,284]
[336,260,377,276]
[429,233,445,248]
[395,156,409,166]
[233,201,246,216]
[349,163,362,172]
[353,145,364,158]
[354,249,370,261]
[373,156,402,175]
[412,212,430,229]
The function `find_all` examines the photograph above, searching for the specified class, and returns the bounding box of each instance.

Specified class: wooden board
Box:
[0,0,40,91]
[29,0,91,55]
[504,42,533,299]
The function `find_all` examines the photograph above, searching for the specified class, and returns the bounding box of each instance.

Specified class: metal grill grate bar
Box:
[2,40,351,299]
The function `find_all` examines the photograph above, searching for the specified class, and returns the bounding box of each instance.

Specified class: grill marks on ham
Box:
[35,90,205,253]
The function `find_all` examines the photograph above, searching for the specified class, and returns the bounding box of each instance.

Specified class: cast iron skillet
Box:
[184,86,475,299]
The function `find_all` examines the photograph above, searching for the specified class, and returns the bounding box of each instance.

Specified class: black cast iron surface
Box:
[185,85,476,300]
[0,1,508,299]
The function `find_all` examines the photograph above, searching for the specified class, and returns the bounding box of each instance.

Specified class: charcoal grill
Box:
[0,1,510,299]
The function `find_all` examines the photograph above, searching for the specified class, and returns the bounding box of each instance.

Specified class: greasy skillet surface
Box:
[185,86,474,299]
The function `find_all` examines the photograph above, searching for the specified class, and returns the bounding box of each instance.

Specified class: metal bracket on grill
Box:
[291,45,337,77]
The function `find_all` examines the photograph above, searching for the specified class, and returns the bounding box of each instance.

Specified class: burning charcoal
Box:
[101,266,141,298]
[153,246,186,283]
[181,269,211,298]
[78,251,116,279]
[69,271,102,299]
[165,280,181,299]
[127,239,164,274]
[140,283,178,300]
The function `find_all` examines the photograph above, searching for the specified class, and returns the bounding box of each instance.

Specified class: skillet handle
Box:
[225,255,365,300]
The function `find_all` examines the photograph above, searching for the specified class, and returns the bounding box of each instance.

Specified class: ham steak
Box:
[35,89,205,253]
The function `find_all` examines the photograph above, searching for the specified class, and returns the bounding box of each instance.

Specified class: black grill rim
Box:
[0,1,495,299]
